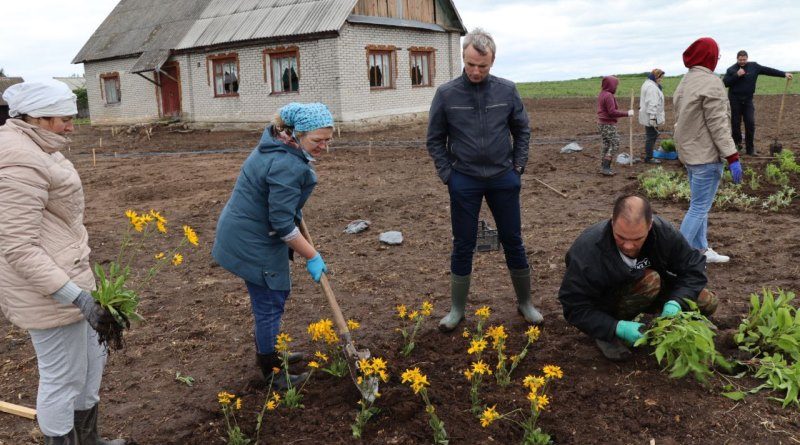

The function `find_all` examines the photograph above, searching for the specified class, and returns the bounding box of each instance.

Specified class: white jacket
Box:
[638,79,665,127]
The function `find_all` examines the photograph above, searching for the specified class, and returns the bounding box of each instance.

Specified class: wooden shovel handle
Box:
[776,77,792,139]
[298,219,352,342]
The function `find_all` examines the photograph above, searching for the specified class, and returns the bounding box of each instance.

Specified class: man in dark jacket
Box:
[723,50,793,155]
[558,194,718,361]
[427,28,541,332]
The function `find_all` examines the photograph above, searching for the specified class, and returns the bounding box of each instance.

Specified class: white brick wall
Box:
[83,24,462,124]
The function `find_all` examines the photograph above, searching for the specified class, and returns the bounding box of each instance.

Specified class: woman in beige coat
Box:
[0,80,125,445]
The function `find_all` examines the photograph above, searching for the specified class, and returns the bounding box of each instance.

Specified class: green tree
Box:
[0,67,6,77]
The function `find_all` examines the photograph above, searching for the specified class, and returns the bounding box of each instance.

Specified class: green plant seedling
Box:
[175,372,195,387]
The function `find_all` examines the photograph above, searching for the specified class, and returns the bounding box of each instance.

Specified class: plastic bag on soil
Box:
[560,142,583,153]
[344,219,371,234]
[616,153,637,165]
[379,231,403,245]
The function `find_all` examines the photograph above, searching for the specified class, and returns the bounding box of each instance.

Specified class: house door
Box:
[160,64,181,118]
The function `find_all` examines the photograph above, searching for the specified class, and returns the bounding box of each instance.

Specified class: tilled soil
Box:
[1,96,799,444]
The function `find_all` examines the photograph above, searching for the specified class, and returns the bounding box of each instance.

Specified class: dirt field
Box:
[1,96,799,445]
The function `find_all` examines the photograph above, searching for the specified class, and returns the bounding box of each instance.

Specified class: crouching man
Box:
[558,194,718,361]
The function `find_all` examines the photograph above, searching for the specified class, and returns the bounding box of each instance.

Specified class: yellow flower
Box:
[510,354,519,364]
[275,333,292,353]
[471,360,492,376]
[401,367,429,394]
[523,375,545,391]
[525,325,541,342]
[420,301,433,317]
[265,400,277,410]
[475,306,491,318]
[314,351,329,363]
[156,221,167,234]
[183,225,199,246]
[149,209,166,224]
[480,405,501,428]
[272,367,280,375]
[486,325,508,346]
[462,328,470,338]
[347,319,360,330]
[141,214,154,223]
[217,391,235,405]
[235,398,242,410]
[463,369,474,381]
[172,253,183,266]
[467,338,487,355]
[307,319,339,345]
[527,389,538,404]
[368,357,389,382]
[543,365,564,380]
[537,394,550,410]
[271,393,281,402]
[409,310,419,320]
[308,361,320,369]
[154,252,165,260]
[396,304,407,319]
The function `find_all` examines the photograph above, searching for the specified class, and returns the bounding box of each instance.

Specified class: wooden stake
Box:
[368,139,373,157]
[531,176,568,199]
[92,149,96,167]
[0,401,36,420]
[629,89,635,166]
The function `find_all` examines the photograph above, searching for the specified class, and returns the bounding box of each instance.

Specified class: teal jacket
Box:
[212,126,317,290]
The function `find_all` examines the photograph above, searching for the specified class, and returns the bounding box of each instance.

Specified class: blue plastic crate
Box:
[653,149,678,160]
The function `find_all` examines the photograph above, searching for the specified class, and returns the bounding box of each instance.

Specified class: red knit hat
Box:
[682,37,719,71]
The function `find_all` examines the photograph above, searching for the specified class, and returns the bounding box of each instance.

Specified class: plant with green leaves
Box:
[396,300,434,356]
[745,167,761,190]
[762,186,796,211]
[660,139,676,152]
[463,305,492,415]
[765,163,790,186]
[175,372,194,387]
[751,353,800,408]
[714,185,758,210]
[274,333,316,409]
[735,289,800,362]
[350,357,389,439]
[635,301,732,384]
[776,149,800,174]
[638,167,690,201]
[217,391,250,445]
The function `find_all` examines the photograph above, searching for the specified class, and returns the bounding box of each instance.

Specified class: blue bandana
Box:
[279,102,334,132]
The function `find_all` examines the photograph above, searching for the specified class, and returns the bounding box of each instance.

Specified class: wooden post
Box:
[368,139,373,157]
[629,90,634,166]
[0,401,36,420]
[92,149,96,167]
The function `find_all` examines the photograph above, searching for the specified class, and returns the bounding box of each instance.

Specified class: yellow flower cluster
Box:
[150,210,167,234]
[420,301,433,317]
[525,325,541,343]
[154,252,165,260]
[397,301,433,319]
[265,392,280,410]
[523,375,546,391]
[475,306,491,318]
[125,210,153,233]
[307,319,340,345]
[480,405,500,428]
[347,319,360,330]
[308,361,320,369]
[275,333,292,353]
[471,360,493,376]
[401,367,429,394]
[172,253,183,266]
[182,225,199,246]
[543,365,564,379]
[358,357,389,383]
[486,325,508,347]
[217,391,236,406]
[396,304,407,319]
[314,351,329,363]
[467,338,487,355]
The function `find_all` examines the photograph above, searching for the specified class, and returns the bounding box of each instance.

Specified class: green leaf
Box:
[722,391,746,401]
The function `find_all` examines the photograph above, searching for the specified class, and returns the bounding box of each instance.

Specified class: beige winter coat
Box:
[0,119,92,330]
[673,66,737,165]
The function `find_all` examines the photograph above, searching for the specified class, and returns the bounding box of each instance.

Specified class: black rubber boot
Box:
[509,267,543,324]
[601,158,615,176]
[74,404,126,445]
[44,430,78,445]
[438,273,470,332]
[595,338,632,362]
[256,352,309,390]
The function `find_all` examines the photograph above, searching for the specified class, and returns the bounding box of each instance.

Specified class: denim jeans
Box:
[447,169,529,276]
[245,280,290,354]
[680,162,723,250]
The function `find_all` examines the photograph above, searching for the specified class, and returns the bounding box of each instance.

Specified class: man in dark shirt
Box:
[723,50,793,155]
[558,194,718,361]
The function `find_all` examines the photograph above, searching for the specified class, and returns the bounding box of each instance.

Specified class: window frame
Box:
[409,47,436,88]
[366,45,397,90]
[263,46,301,95]
[99,72,121,105]
[207,53,241,98]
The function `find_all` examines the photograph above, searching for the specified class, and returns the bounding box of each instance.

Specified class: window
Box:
[410,51,433,87]
[367,49,395,89]
[269,51,299,93]
[100,73,121,104]
[211,56,239,97]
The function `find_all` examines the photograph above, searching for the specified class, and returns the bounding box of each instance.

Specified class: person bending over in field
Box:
[213,102,334,389]
[558,194,717,362]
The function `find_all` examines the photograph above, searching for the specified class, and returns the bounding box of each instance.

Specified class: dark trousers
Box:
[447,169,529,276]
[644,126,659,160]
[730,95,756,152]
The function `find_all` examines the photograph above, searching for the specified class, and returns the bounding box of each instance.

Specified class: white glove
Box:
[627,110,634,117]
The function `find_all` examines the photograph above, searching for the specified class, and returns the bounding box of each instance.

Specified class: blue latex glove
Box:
[729,160,743,184]
[615,320,644,344]
[661,300,682,317]
[306,253,327,282]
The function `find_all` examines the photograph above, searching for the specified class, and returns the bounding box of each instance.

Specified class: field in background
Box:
[517,71,797,98]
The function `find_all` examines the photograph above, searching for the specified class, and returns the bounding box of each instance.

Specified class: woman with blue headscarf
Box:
[213,102,334,388]
[638,68,666,164]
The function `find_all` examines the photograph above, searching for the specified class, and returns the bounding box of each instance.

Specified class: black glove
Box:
[73,290,116,332]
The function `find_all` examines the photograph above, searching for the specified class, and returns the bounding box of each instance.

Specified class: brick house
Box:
[73,0,466,125]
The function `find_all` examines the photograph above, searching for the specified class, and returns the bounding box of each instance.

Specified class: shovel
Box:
[769,77,792,156]
[298,219,379,402]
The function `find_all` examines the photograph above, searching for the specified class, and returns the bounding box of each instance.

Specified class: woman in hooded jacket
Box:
[597,75,635,176]
[673,37,744,264]
[639,68,666,163]
[0,80,125,444]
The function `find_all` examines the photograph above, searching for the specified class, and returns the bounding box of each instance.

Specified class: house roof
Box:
[0,77,25,106]
[53,77,86,91]
[73,0,466,66]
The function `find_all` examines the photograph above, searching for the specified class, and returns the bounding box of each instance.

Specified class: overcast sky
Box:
[1,0,798,83]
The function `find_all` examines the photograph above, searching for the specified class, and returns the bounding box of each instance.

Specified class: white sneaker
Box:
[704,248,730,263]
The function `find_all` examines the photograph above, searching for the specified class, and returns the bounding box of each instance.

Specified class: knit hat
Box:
[279,102,334,132]
[682,37,719,71]
[2,79,77,118]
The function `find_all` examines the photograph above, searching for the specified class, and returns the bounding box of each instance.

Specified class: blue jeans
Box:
[245,280,290,354]
[447,169,529,276]
[680,162,723,250]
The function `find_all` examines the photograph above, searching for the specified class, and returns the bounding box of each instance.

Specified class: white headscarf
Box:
[2,80,78,118]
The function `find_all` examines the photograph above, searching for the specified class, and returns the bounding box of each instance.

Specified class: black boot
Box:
[256,352,309,390]
[74,404,126,445]
[43,430,78,445]
[595,338,632,362]
[600,158,615,176]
